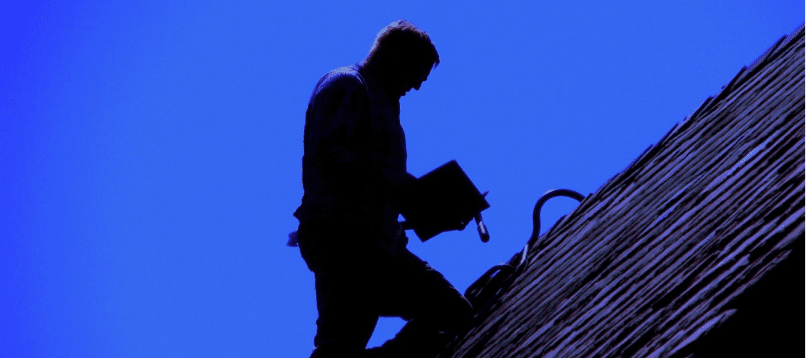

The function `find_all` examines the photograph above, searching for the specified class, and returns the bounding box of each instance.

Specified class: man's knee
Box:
[439,294,474,334]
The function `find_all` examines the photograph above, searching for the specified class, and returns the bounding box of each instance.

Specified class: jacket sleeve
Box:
[305,72,379,192]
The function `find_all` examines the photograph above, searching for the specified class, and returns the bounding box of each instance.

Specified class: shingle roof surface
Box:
[441,24,805,358]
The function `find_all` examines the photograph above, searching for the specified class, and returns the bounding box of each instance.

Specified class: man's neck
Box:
[361,60,401,102]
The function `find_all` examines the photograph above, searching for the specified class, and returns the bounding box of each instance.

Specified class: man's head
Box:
[364,20,439,99]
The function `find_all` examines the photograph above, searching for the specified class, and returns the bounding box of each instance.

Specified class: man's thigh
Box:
[378,250,473,334]
[312,263,380,357]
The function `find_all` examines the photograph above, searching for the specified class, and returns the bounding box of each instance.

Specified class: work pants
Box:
[304,245,473,358]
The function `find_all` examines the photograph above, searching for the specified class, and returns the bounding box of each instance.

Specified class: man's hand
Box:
[446,219,468,232]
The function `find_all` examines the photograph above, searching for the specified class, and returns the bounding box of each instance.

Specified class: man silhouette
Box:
[293,20,473,358]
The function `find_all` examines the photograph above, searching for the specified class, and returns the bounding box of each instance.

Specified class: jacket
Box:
[294,63,413,261]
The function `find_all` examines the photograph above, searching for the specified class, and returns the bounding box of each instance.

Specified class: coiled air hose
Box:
[465,189,586,316]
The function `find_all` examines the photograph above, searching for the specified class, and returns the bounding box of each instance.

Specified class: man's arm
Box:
[381,169,417,206]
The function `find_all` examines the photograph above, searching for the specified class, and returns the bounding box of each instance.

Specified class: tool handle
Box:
[474,213,490,243]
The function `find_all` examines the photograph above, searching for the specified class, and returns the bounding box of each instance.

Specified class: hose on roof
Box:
[525,189,586,261]
[465,189,585,316]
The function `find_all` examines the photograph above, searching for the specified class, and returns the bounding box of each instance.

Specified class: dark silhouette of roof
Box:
[441,24,804,358]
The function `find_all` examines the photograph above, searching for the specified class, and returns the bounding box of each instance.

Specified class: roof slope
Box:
[442,24,805,358]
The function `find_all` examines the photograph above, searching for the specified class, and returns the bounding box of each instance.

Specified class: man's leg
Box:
[309,263,380,358]
[298,221,385,358]
[369,250,474,358]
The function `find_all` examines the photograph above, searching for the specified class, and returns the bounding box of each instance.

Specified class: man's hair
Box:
[366,19,440,71]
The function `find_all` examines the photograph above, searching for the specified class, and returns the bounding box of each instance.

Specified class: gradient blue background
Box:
[2,1,803,357]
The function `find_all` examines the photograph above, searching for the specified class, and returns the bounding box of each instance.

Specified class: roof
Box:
[441,24,805,358]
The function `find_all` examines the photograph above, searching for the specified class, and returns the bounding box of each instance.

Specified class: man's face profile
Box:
[399,63,432,98]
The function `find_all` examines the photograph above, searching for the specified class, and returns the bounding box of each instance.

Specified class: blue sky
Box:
[2,1,802,357]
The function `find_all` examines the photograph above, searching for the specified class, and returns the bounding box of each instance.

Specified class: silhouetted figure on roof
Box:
[293,20,473,358]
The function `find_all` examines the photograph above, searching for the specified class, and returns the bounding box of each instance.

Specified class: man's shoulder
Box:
[317,65,366,94]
